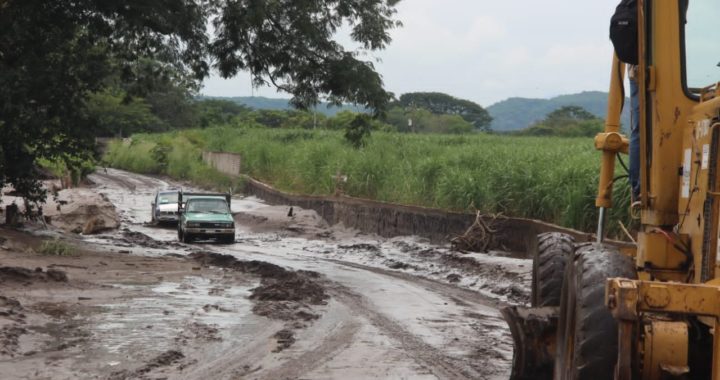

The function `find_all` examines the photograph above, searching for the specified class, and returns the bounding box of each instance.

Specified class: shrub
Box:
[39,239,74,256]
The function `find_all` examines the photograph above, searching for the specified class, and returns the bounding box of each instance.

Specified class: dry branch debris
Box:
[451,212,506,253]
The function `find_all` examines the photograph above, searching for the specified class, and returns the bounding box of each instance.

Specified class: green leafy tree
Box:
[1,0,400,202]
[195,99,251,128]
[383,107,474,134]
[326,111,361,130]
[519,106,604,137]
[344,115,373,148]
[282,111,326,129]
[396,92,493,131]
[87,90,167,137]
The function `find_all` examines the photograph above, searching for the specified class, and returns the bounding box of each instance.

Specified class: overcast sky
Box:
[201,1,621,107]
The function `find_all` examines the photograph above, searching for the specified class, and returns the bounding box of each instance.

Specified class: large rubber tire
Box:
[532,232,575,307]
[554,244,636,380]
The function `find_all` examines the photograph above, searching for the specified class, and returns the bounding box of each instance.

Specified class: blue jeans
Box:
[629,78,640,201]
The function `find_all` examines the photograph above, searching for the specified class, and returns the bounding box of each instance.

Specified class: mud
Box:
[191,252,329,305]
[0,296,24,321]
[190,251,329,351]
[241,175,610,253]
[272,329,296,352]
[0,325,27,356]
[250,274,328,304]
[0,169,528,379]
[0,266,68,284]
[117,229,184,249]
[2,182,121,235]
[109,350,185,380]
[421,248,529,304]
[175,322,221,344]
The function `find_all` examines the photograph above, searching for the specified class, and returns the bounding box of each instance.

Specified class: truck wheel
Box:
[182,232,194,244]
[554,244,636,380]
[177,228,182,241]
[222,235,235,244]
[532,232,575,307]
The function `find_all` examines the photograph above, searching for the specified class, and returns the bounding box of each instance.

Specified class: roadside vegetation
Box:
[515,106,605,137]
[38,239,75,256]
[105,127,632,234]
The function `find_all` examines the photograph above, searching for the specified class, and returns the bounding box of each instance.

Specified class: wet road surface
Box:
[8,169,522,379]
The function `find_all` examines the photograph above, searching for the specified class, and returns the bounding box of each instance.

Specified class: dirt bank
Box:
[1,183,120,235]
[241,176,605,254]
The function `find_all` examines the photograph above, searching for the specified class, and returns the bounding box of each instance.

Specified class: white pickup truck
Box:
[151,189,181,224]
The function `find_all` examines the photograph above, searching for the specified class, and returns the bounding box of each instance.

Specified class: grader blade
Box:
[501,306,558,380]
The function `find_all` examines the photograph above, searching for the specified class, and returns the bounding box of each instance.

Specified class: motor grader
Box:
[502,1,720,379]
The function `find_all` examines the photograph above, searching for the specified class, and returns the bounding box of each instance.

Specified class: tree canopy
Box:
[518,106,605,137]
[395,92,493,132]
[0,0,401,202]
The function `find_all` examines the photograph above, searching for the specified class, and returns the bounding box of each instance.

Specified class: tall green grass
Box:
[105,127,632,235]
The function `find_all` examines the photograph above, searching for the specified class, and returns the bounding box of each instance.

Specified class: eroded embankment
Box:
[241,176,601,255]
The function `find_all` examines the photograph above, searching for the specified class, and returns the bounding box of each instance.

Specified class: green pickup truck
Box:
[177,192,235,244]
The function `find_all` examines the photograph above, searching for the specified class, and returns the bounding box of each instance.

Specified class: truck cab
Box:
[151,189,181,224]
[177,193,235,244]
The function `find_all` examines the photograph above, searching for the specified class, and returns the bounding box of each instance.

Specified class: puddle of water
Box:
[89,275,256,359]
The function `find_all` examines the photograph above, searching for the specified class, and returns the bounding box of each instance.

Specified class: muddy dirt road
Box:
[0,169,529,379]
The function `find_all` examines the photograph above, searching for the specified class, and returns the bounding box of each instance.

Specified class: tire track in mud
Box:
[326,283,485,380]
[254,307,362,379]
[326,259,504,309]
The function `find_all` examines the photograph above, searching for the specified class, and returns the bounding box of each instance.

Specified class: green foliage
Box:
[395,92,493,131]
[384,107,474,134]
[105,135,239,192]
[150,141,172,172]
[518,106,605,137]
[39,239,74,256]
[344,115,373,148]
[106,128,633,236]
[1,0,399,202]
[87,90,167,137]
[195,99,251,128]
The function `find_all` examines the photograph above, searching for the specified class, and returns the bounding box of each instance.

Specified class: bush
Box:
[39,239,74,256]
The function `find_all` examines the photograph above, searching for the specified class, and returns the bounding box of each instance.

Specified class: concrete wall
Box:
[203,151,241,177]
[240,176,616,256]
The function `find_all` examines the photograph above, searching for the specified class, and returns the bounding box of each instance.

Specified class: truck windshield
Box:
[186,199,229,214]
[684,0,720,91]
[158,192,179,204]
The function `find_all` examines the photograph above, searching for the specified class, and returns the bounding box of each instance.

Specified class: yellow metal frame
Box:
[607,279,718,379]
[598,0,720,378]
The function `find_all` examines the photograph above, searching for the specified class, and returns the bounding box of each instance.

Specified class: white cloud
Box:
[202,0,625,106]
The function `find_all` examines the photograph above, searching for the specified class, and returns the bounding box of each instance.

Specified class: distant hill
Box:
[200,92,632,132]
[487,91,631,132]
[197,95,365,116]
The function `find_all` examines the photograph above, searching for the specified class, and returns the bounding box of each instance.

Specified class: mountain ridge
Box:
[200,91,632,132]
[487,91,631,132]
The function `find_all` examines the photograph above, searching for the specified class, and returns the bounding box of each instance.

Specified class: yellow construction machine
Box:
[503,1,720,378]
